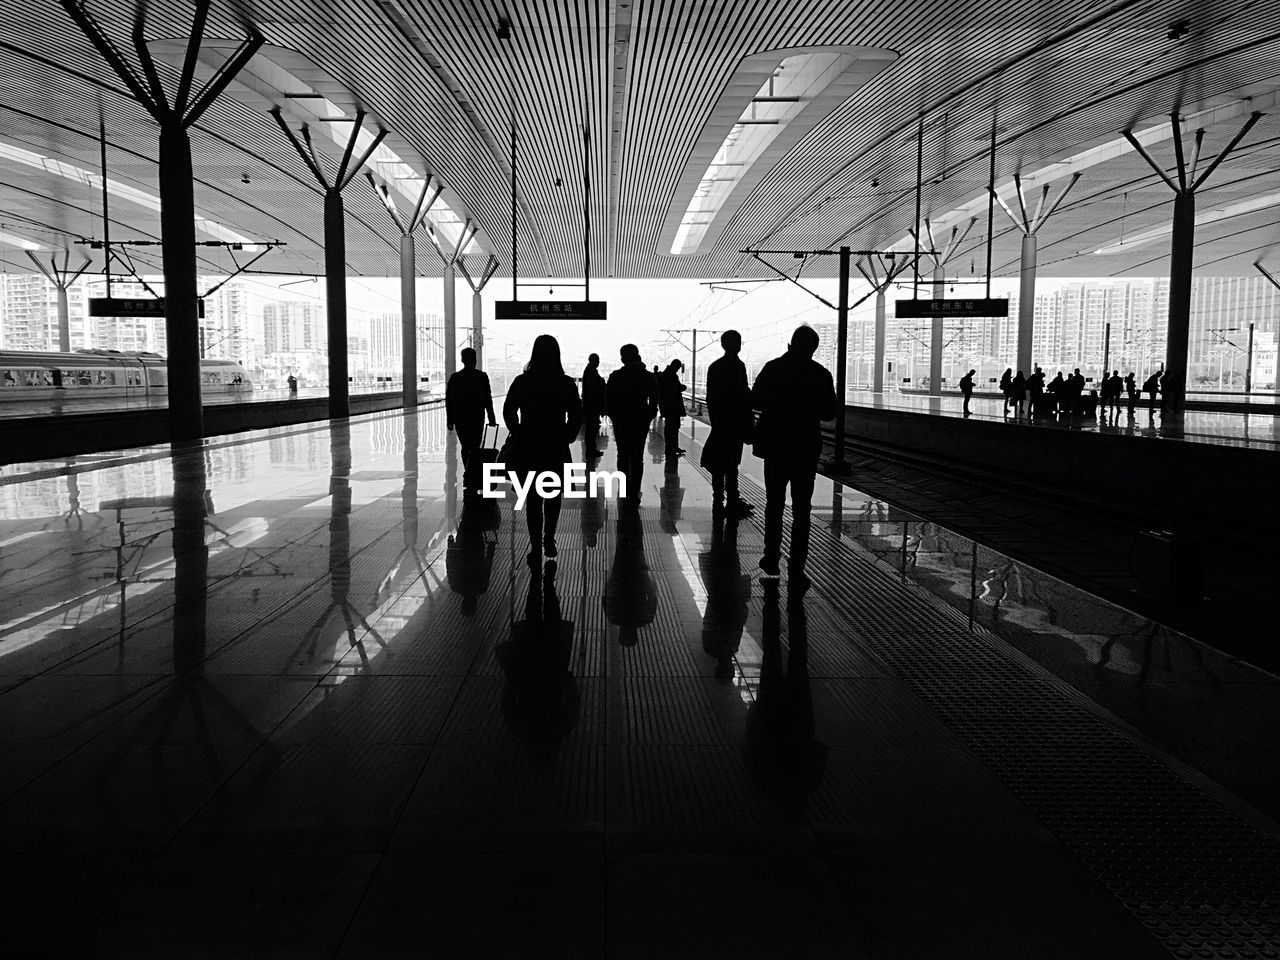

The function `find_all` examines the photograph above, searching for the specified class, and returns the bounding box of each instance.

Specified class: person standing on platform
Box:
[503,335,582,568]
[701,330,755,517]
[581,353,607,459]
[1011,370,1027,419]
[999,367,1013,416]
[751,325,838,591]
[287,373,298,395]
[1142,371,1161,416]
[1124,372,1138,416]
[658,359,688,456]
[607,344,659,502]
[1107,371,1123,417]
[959,369,975,417]
[447,347,497,492]
[1027,365,1045,416]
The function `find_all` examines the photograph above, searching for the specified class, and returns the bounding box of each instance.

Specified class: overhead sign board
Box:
[495,300,607,321]
[89,297,205,319]
[895,298,1009,319]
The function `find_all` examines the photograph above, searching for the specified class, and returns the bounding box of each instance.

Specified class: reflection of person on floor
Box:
[580,463,606,549]
[659,448,684,534]
[658,359,687,456]
[701,330,755,518]
[700,512,751,681]
[496,566,578,766]
[606,344,659,502]
[751,325,838,589]
[446,347,497,491]
[744,580,826,817]
[503,335,583,568]
[603,503,657,645]
[445,498,498,616]
[581,352,607,459]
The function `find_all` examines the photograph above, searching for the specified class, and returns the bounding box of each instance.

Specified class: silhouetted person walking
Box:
[607,344,659,501]
[447,347,497,491]
[752,325,838,590]
[503,335,582,567]
[658,359,687,455]
[959,369,975,417]
[581,352,606,459]
[701,330,754,517]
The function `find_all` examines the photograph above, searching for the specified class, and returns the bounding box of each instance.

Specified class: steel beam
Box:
[1017,233,1037,376]
[401,232,417,408]
[930,264,944,396]
[832,246,850,469]
[159,122,203,440]
[443,262,457,385]
[1164,191,1195,416]
[873,288,887,393]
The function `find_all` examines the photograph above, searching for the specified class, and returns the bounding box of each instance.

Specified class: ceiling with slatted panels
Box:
[0,0,1279,283]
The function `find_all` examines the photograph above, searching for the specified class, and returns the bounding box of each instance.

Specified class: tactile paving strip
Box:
[729,473,1280,959]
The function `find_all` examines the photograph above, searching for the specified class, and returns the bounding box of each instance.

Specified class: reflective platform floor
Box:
[2,406,1279,958]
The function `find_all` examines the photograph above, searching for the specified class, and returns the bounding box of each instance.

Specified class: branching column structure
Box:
[458,255,500,369]
[427,221,478,385]
[856,253,915,393]
[367,173,442,407]
[27,250,92,351]
[60,0,262,441]
[911,218,977,395]
[272,109,386,419]
[1124,111,1264,416]
[991,174,1080,377]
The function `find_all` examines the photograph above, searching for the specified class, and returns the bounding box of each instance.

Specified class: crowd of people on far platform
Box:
[444,326,837,592]
[957,364,1180,420]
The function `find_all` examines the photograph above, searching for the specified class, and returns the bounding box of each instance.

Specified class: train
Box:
[0,349,252,402]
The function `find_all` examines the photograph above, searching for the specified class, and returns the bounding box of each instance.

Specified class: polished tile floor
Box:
[1,406,1277,958]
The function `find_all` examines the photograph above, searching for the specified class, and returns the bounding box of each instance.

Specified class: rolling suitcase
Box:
[469,423,501,475]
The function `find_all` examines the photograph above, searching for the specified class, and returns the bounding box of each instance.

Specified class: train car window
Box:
[95,370,116,386]
[78,370,91,386]
[202,371,223,385]
[2,370,16,386]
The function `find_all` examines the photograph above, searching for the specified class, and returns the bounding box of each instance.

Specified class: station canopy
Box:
[1,0,1279,282]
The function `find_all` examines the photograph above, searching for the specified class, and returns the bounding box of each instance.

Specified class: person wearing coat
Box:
[700,330,755,517]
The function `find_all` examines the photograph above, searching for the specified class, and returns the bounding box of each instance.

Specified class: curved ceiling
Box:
[0,0,1278,283]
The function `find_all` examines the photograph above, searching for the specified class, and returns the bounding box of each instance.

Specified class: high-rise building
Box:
[0,273,90,351]
[200,281,250,364]
[368,311,444,379]
[81,279,164,354]
[262,300,325,357]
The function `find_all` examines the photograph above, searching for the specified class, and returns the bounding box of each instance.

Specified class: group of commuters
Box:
[959,365,1174,420]
[444,324,838,589]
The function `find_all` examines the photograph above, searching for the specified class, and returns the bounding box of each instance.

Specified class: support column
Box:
[1163,191,1195,414]
[930,265,944,396]
[1017,233,1037,375]
[400,232,417,407]
[159,122,203,440]
[443,262,457,383]
[832,245,850,469]
[324,189,349,418]
[28,251,91,353]
[873,288,887,393]
[472,290,484,369]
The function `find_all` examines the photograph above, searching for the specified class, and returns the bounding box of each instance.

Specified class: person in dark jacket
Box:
[1142,371,1161,416]
[606,344,659,501]
[1011,370,1027,419]
[446,347,497,491]
[701,330,754,516]
[999,368,1013,416]
[657,359,688,455]
[1027,365,1046,413]
[1124,372,1138,416]
[751,325,838,590]
[503,335,582,568]
[581,353,607,459]
[958,369,976,417]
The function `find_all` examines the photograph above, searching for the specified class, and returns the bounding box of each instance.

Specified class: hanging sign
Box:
[89,297,205,318]
[495,300,607,321]
[895,298,1008,319]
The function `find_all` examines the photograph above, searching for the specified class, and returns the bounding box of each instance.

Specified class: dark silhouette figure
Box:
[701,330,755,516]
[606,343,659,502]
[581,352,607,459]
[1046,371,1065,416]
[503,335,582,567]
[1106,371,1123,417]
[1011,370,1027,419]
[603,502,657,646]
[1124,372,1138,416]
[744,581,826,817]
[495,568,579,767]
[999,367,1013,415]
[286,373,298,394]
[658,359,688,455]
[1160,368,1183,416]
[1142,371,1161,416]
[445,497,499,616]
[580,459,606,548]
[700,512,751,681]
[1027,365,1046,412]
[446,347,497,491]
[958,368,975,417]
[751,325,838,588]
[659,446,685,534]
[1068,367,1086,415]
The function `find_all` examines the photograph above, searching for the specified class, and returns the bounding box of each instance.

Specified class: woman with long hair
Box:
[502,334,583,568]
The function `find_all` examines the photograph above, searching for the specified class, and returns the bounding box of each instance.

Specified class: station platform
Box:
[1,406,1279,958]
